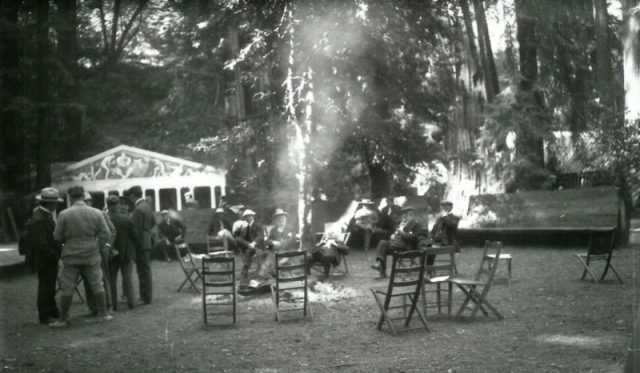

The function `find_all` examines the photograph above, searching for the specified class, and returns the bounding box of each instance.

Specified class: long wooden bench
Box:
[458,186,622,245]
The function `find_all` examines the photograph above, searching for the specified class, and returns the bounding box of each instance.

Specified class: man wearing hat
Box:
[208,205,236,252]
[431,200,460,248]
[261,208,296,277]
[157,210,186,262]
[234,209,264,279]
[347,199,381,251]
[51,185,112,327]
[371,205,425,278]
[127,185,155,305]
[430,200,461,269]
[83,192,116,316]
[22,187,63,324]
[106,195,140,310]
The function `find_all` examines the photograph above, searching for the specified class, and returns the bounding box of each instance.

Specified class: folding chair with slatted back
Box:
[271,250,312,321]
[206,234,228,255]
[370,250,429,334]
[202,253,236,325]
[55,276,85,303]
[175,241,203,293]
[576,227,622,284]
[449,240,504,320]
[421,245,456,318]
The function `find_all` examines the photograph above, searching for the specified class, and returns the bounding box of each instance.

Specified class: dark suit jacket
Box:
[235,221,264,250]
[208,208,235,235]
[431,213,460,246]
[109,211,140,263]
[379,204,402,231]
[158,218,186,243]
[25,208,61,272]
[389,218,425,250]
[265,225,297,251]
[132,199,156,251]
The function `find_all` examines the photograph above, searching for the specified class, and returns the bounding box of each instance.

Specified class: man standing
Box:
[234,209,264,279]
[50,185,112,328]
[106,195,140,311]
[157,210,186,262]
[23,187,63,324]
[371,206,425,278]
[128,186,155,305]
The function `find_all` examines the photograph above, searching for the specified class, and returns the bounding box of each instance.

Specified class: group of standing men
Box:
[23,184,155,328]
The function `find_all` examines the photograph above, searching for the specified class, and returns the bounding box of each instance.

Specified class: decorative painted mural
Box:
[56,150,212,181]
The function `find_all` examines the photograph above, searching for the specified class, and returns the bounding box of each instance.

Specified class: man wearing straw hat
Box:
[260,208,297,277]
[23,187,63,324]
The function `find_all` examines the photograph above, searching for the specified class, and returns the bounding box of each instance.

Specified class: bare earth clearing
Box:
[1,245,638,373]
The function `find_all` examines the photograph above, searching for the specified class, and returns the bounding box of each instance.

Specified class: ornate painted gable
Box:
[52,145,224,182]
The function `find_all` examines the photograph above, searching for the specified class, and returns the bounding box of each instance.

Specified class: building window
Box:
[194,186,211,209]
[159,189,176,211]
[89,192,105,210]
[145,189,156,212]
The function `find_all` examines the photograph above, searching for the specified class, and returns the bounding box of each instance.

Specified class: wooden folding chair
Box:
[576,227,622,284]
[309,232,350,277]
[202,253,236,325]
[271,250,312,321]
[370,250,429,334]
[450,240,504,320]
[174,241,203,293]
[421,245,456,318]
[206,234,228,255]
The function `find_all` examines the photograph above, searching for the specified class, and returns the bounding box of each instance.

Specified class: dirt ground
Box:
[0,244,638,373]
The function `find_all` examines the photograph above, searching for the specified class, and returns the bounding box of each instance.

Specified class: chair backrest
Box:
[587,228,615,256]
[424,245,456,278]
[475,240,503,285]
[387,250,427,294]
[201,255,235,289]
[275,250,308,290]
[206,234,226,254]
[175,242,198,270]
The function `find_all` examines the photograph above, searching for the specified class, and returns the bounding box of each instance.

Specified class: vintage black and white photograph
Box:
[1,0,639,371]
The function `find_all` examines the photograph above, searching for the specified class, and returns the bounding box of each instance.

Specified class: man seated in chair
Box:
[156,210,186,262]
[429,200,461,267]
[234,209,264,279]
[208,206,236,252]
[347,199,381,251]
[307,231,349,279]
[260,208,297,278]
[371,206,425,278]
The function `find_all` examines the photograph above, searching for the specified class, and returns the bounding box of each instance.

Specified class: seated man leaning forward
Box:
[234,209,264,279]
[371,205,425,278]
[208,207,236,252]
[260,208,297,277]
[307,231,349,279]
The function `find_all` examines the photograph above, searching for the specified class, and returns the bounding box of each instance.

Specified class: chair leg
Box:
[343,255,349,274]
[607,263,624,284]
[447,282,453,318]
[436,283,442,314]
[270,285,280,321]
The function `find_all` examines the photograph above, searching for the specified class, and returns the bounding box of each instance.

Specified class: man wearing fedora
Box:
[430,200,461,268]
[127,185,155,305]
[105,195,140,311]
[51,185,112,327]
[234,209,264,279]
[347,199,381,251]
[23,187,63,324]
[371,205,425,278]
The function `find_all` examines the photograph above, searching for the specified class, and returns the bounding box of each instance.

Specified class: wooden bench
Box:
[458,186,622,246]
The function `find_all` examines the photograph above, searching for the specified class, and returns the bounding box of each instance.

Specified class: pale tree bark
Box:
[284,2,314,246]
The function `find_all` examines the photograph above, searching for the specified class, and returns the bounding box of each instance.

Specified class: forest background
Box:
[1,0,640,234]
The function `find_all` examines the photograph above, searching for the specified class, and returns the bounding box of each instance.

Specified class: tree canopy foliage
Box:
[1,0,639,224]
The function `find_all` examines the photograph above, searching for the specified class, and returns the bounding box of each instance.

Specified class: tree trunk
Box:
[593,0,614,102]
[473,0,500,101]
[623,0,640,123]
[54,0,83,161]
[459,0,482,87]
[0,0,24,191]
[35,0,51,188]
[515,0,537,91]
